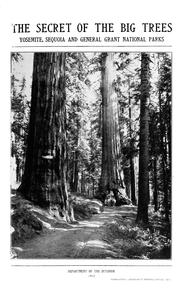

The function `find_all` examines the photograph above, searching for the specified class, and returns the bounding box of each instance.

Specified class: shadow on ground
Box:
[11,195,171,260]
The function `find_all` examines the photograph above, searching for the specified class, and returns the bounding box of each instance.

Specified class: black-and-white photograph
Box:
[11,52,171,260]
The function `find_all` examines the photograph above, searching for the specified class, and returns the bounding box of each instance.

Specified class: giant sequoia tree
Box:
[19,53,73,221]
[100,53,126,204]
[136,53,150,224]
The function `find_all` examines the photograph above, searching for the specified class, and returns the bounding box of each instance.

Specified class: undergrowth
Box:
[102,216,171,259]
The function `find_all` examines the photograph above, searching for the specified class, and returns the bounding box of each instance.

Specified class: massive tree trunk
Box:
[99,53,126,204]
[18,53,73,222]
[136,53,150,224]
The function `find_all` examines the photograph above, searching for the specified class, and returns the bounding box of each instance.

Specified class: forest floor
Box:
[11,196,171,260]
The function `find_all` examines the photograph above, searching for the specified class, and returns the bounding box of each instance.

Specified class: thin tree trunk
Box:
[130,157,136,205]
[167,100,171,175]
[159,92,169,222]
[73,150,79,191]
[123,166,131,199]
[153,157,158,212]
[128,84,136,205]
[81,171,85,193]
[92,179,95,197]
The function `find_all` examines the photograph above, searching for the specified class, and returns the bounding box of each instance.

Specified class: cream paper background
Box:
[0,0,179,294]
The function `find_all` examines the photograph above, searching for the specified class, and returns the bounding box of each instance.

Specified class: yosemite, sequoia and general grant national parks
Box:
[11,52,171,259]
